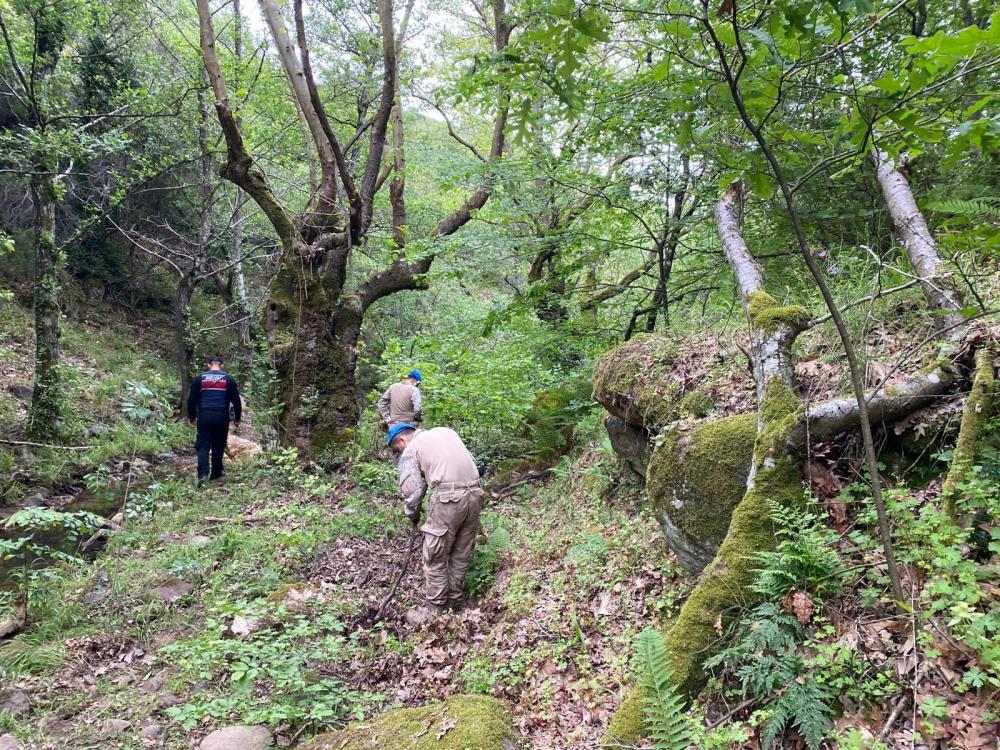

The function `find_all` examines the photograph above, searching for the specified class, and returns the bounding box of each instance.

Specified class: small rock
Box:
[129,457,152,471]
[0,734,22,750]
[8,384,32,401]
[156,452,178,464]
[199,725,272,750]
[85,424,108,438]
[155,693,181,710]
[140,723,166,746]
[100,718,131,735]
[189,535,212,547]
[151,581,193,604]
[21,493,47,507]
[0,689,29,718]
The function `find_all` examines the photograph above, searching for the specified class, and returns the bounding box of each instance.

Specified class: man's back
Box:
[188,370,241,421]
[384,381,420,424]
[405,427,479,487]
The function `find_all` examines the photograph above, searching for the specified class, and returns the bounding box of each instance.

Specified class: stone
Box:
[189,535,212,547]
[0,689,29,718]
[151,581,193,604]
[21,493,47,507]
[156,452,179,464]
[7,384,32,401]
[140,724,166,746]
[225,435,263,460]
[101,718,131,735]
[645,413,756,573]
[0,734,23,750]
[604,416,651,480]
[199,726,272,750]
[85,424,109,438]
[155,693,181,710]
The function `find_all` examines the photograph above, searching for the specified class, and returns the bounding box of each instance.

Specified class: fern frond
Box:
[635,629,693,750]
[925,196,1000,218]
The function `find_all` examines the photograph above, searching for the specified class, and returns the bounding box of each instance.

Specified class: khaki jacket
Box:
[377,381,422,426]
[398,427,480,516]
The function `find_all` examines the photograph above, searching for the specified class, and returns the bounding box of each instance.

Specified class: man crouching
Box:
[387,423,482,616]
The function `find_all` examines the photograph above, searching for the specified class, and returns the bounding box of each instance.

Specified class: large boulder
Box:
[646,414,755,572]
[299,696,514,750]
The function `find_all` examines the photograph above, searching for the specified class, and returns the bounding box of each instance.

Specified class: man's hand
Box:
[187,418,195,427]
[233,421,241,434]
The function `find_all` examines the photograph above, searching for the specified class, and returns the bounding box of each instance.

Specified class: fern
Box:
[635,629,693,750]
[751,499,842,600]
[704,603,833,750]
[762,678,833,750]
[925,195,1000,219]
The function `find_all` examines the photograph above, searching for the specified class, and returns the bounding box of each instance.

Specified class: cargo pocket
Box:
[421,523,450,564]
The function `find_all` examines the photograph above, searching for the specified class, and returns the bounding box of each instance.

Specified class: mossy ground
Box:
[300,695,514,750]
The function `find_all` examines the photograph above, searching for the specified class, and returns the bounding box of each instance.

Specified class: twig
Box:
[705,695,758,729]
[0,438,88,450]
[368,524,421,625]
[879,692,910,740]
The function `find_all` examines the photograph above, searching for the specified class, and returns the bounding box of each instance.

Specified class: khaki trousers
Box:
[420,483,483,606]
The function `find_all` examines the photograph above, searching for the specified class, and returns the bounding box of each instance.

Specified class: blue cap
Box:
[387,423,416,446]
[408,369,422,383]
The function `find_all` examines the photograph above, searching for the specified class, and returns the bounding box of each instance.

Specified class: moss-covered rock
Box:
[592,335,686,429]
[747,291,811,333]
[662,380,804,697]
[646,414,756,573]
[678,390,715,418]
[298,696,515,750]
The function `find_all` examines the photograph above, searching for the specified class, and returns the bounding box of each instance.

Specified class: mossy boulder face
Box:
[298,696,515,750]
[592,335,687,429]
[646,413,756,572]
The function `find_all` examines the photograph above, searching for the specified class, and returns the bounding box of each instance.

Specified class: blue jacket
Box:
[187,370,242,421]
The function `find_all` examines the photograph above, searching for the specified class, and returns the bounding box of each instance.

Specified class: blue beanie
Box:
[387,423,416,446]
[408,369,423,383]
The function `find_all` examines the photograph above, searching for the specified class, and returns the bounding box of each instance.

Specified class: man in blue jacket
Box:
[187,356,242,484]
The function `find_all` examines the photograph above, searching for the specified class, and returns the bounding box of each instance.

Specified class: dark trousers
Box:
[195,412,229,480]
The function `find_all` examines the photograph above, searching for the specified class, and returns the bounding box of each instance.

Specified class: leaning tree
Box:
[195,0,511,452]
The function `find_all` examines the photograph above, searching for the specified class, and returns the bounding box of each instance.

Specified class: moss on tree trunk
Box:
[28,175,62,440]
[264,256,362,456]
[941,347,995,519]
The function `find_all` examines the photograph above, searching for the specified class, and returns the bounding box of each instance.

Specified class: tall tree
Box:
[196,0,512,452]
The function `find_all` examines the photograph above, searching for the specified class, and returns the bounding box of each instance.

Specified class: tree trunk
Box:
[27,174,62,439]
[871,146,965,331]
[230,0,254,375]
[174,278,196,413]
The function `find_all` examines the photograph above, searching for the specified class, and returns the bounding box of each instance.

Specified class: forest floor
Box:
[1,434,687,750]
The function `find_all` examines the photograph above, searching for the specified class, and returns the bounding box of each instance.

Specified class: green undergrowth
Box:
[0,300,190,500]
